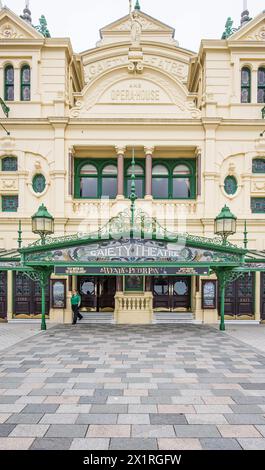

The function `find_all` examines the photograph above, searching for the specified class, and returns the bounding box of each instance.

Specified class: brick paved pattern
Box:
[0,324,265,450]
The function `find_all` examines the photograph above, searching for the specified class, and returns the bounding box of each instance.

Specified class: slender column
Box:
[115,146,126,199]
[255,271,261,322]
[116,277,123,292]
[144,146,154,199]
[7,271,13,322]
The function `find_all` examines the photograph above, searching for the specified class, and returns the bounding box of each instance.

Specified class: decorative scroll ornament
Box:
[0,23,25,39]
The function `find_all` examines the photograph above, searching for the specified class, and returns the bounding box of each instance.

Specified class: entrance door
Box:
[13,272,50,317]
[220,273,255,318]
[153,277,191,312]
[0,272,7,319]
[78,276,116,312]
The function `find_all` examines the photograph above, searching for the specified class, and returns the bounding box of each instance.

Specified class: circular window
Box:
[32,174,46,193]
[224,176,238,195]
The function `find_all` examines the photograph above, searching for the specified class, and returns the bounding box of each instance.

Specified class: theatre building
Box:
[1,2,265,325]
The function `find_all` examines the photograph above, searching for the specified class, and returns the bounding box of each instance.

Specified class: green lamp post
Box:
[214,205,237,331]
[214,205,237,245]
[32,204,54,245]
[31,204,54,331]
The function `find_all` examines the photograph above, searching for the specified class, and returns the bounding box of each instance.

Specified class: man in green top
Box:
[71,289,83,325]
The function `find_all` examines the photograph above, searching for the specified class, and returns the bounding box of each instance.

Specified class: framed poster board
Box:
[51,279,66,309]
[202,280,217,309]
[125,276,144,292]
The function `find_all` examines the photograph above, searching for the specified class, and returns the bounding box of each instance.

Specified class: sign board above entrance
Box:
[25,239,237,265]
[55,266,209,277]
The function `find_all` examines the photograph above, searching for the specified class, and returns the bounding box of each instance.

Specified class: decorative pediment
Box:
[98,10,177,46]
[101,11,174,35]
[229,11,265,41]
[0,7,43,40]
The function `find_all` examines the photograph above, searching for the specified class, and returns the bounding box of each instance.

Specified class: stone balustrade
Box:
[115,292,153,324]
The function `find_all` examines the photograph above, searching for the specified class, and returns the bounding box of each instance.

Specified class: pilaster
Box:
[144,146,154,199]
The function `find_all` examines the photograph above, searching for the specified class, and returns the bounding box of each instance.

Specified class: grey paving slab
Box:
[200,438,242,450]
[76,414,118,425]
[150,414,188,425]
[0,424,16,437]
[30,438,73,450]
[224,414,265,425]
[110,438,157,450]
[237,439,265,450]
[45,425,88,438]
[174,425,221,438]
[70,438,110,450]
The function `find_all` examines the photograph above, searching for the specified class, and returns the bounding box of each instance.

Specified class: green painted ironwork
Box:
[32,174,46,193]
[213,268,245,331]
[0,97,10,118]
[224,176,238,195]
[23,268,53,331]
[135,0,141,10]
[125,159,145,199]
[221,17,237,39]
[130,149,137,230]
[244,220,248,250]
[17,220,22,250]
[35,15,51,38]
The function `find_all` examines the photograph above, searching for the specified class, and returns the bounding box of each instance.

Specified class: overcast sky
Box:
[2,0,264,52]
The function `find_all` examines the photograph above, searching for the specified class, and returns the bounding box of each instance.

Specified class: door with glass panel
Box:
[78,276,116,312]
[153,277,191,312]
[219,273,255,318]
[0,272,7,319]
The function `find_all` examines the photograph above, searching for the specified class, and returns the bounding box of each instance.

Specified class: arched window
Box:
[21,65,31,101]
[4,65,14,101]
[172,164,191,198]
[102,164,117,199]
[79,164,98,198]
[258,67,265,103]
[1,156,17,171]
[152,164,169,199]
[241,67,251,103]
[252,158,265,173]
[126,164,145,198]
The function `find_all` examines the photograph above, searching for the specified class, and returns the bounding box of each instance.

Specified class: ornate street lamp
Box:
[32,204,54,245]
[214,205,237,332]
[31,204,54,331]
[214,205,237,244]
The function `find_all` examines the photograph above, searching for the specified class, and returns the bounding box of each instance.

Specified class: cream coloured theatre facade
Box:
[1,1,265,325]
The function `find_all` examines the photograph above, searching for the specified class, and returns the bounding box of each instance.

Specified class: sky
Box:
[1,0,264,53]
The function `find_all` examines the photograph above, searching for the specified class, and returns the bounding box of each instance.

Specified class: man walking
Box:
[71,289,83,325]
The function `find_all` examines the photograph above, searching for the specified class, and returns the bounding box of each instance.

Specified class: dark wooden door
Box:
[261,273,265,321]
[220,273,255,318]
[153,277,191,311]
[0,272,7,319]
[98,277,116,312]
[14,272,49,317]
[78,276,97,311]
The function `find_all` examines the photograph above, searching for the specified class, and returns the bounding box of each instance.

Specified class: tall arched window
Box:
[4,65,14,101]
[172,164,191,198]
[1,156,17,172]
[241,67,251,103]
[79,164,98,198]
[126,164,145,198]
[21,65,31,101]
[258,67,265,103]
[152,164,169,199]
[101,164,117,199]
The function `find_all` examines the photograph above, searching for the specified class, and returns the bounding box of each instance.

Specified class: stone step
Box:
[153,312,195,324]
[80,313,115,324]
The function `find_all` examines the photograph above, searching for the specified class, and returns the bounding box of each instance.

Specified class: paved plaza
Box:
[0,324,265,450]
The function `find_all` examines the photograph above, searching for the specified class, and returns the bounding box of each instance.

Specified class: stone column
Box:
[116,277,123,292]
[144,146,154,200]
[115,146,126,200]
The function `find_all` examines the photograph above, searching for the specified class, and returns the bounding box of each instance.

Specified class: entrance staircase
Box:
[153,312,199,324]
[80,313,115,324]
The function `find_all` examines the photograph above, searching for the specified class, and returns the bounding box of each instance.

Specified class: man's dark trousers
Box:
[72,305,83,324]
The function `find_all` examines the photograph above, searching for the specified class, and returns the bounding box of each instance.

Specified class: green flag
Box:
[0,98,10,118]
